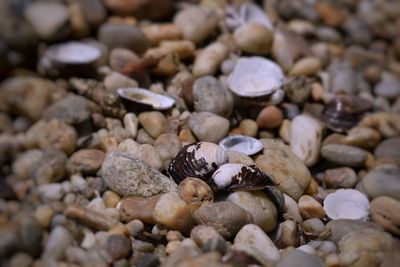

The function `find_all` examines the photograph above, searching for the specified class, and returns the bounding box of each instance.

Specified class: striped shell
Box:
[168,142,228,184]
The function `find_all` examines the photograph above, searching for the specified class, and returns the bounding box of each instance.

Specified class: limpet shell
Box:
[219,135,263,156]
[118,87,175,112]
[323,189,370,220]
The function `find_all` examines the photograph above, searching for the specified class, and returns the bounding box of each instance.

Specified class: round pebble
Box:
[370,196,400,235]
[320,144,368,167]
[298,195,326,219]
[256,106,284,129]
[362,165,400,200]
[234,23,273,55]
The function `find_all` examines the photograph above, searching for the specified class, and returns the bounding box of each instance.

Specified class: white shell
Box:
[118,87,175,110]
[212,163,250,189]
[219,135,263,156]
[323,189,370,220]
[228,57,284,97]
[47,41,101,64]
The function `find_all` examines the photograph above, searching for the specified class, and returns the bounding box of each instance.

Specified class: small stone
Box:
[38,183,64,201]
[153,192,193,234]
[233,224,280,266]
[98,23,148,55]
[374,137,400,165]
[103,0,173,20]
[136,129,155,145]
[193,201,253,239]
[190,225,225,250]
[123,113,139,139]
[192,42,229,77]
[283,76,312,104]
[100,151,177,197]
[154,133,182,169]
[107,235,131,261]
[321,144,368,167]
[138,111,166,139]
[8,253,33,267]
[166,231,184,242]
[174,6,219,45]
[189,112,230,143]
[103,191,121,208]
[238,119,258,137]
[141,23,182,46]
[234,23,273,55]
[298,195,326,219]
[227,151,255,165]
[283,194,303,223]
[274,220,300,248]
[370,196,400,235]
[289,57,322,76]
[34,205,54,228]
[126,219,144,237]
[226,190,277,232]
[290,114,323,167]
[119,195,159,224]
[138,144,162,170]
[358,112,400,138]
[362,165,400,200]
[166,240,182,255]
[178,177,214,213]
[374,77,400,100]
[104,72,138,92]
[192,76,233,117]
[303,218,326,236]
[67,149,105,175]
[256,106,284,129]
[341,126,381,150]
[324,168,358,189]
[12,149,43,180]
[328,61,356,95]
[35,148,68,184]
[42,226,72,260]
[316,2,346,28]
[14,213,43,257]
[276,249,324,267]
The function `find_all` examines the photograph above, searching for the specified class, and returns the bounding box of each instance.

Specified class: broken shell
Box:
[322,95,373,133]
[323,189,370,220]
[117,87,175,112]
[168,142,228,184]
[219,135,263,156]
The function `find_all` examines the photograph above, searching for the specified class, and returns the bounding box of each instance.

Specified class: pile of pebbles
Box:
[1,0,400,266]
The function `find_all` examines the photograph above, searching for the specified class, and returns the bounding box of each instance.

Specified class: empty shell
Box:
[219,135,263,156]
[118,87,175,112]
[323,189,370,220]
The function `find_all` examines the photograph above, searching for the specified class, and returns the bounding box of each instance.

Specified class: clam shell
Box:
[47,41,101,64]
[323,189,370,220]
[168,142,228,184]
[118,87,175,112]
[228,57,284,98]
[219,135,263,156]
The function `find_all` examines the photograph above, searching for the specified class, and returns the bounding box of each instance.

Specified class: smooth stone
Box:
[341,126,381,150]
[43,94,92,125]
[234,23,272,55]
[189,112,230,143]
[316,2,346,27]
[42,226,72,260]
[154,133,182,170]
[298,195,326,219]
[104,72,138,92]
[99,151,177,197]
[276,249,324,267]
[227,151,255,165]
[192,42,229,77]
[303,218,326,236]
[33,148,68,184]
[283,194,303,223]
[103,0,173,20]
[256,106,284,129]
[12,149,43,180]
[107,235,131,261]
[192,76,233,117]
[14,213,43,257]
[98,23,148,55]
[138,111,166,139]
[226,190,277,232]
[190,225,225,250]
[138,144,162,170]
[35,120,77,155]
[374,137,400,165]
[34,205,54,228]
[324,167,358,189]
[338,229,395,267]
[283,76,311,104]
[321,144,368,167]
[233,224,280,266]
[174,6,219,44]
[328,61,357,95]
[24,2,69,40]
[290,114,323,167]
[274,220,299,248]
[123,113,139,139]
[255,139,312,201]
[136,128,155,145]
[78,0,107,27]
[370,196,400,235]
[289,57,322,76]
[238,119,258,137]
[358,112,400,138]
[67,149,106,175]
[374,77,400,100]
[37,183,65,201]
[8,253,33,267]
[362,165,400,200]
[193,201,253,239]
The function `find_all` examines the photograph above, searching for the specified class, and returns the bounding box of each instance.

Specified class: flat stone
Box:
[276,249,324,267]
[189,112,230,143]
[374,137,400,165]
[67,149,106,175]
[362,165,400,200]
[321,144,368,167]
[370,196,400,235]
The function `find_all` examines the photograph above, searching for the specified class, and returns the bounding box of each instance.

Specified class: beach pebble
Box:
[12,149,43,180]
[370,196,400,235]
[324,167,357,189]
[226,190,277,232]
[303,218,326,236]
[123,113,139,139]
[321,144,368,167]
[189,112,230,143]
[276,249,324,267]
[362,165,400,200]
[107,235,131,261]
[283,76,312,104]
[358,112,400,138]
[67,149,105,175]
[42,226,72,260]
[234,23,273,55]
[192,42,228,77]
[374,137,400,165]
[256,106,284,129]
[119,195,159,224]
[289,57,322,76]
[190,225,225,250]
[341,126,381,150]
[256,139,311,200]
[274,220,299,248]
[192,76,233,117]
[14,213,43,257]
[138,144,162,170]
[193,201,253,239]
[154,133,182,169]
[104,72,138,92]
[374,77,400,100]
[100,151,177,197]
[233,224,280,266]
[290,114,323,167]
[238,119,258,137]
[174,6,219,45]
[138,111,166,139]
[226,151,255,165]
[298,195,326,219]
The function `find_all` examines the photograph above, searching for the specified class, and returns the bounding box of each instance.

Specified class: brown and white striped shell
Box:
[168,142,228,184]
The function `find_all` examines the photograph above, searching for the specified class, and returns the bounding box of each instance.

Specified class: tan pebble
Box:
[316,2,346,27]
[108,223,129,236]
[34,205,54,228]
[298,195,326,219]
[192,42,228,77]
[126,219,144,237]
[119,195,160,224]
[37,119,77,155]
[234,23,273,55]
[103,191,121,208]
[275,220,299,248]
[311,82,324,101]
[141,23,182,46]
[138,144,162,170]
[179,177,214,213]
[166,230,185,242]
[279,119,291,143]
[166,240,182,254]
[123,113,139,139]
[272,31,294,72]
[289,57,322,76]
[325,253,340,267]
[239,119,258,137]
[304,178,319,196]
[160,40,195,60]
[256,106,283,129]
[178,128,197,144]
[152,51,180,76]
[340,126,381,150]
[138,111,166,139]
[230,127,243,135]
[370,196,400,235]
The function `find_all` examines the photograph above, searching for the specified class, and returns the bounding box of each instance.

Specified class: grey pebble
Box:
[374,137,400,165]
[321,144,368,167]
[276,249,324,267]
[42,226,72,260]
[362,165,400,200]
[189,112,230,143]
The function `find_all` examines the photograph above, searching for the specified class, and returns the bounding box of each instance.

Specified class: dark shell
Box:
[322,95,373,133]
[168,142,228,184]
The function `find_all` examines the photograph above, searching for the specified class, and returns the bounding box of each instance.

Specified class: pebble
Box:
[361,165,400,200]
[256,139,312,200]
[173,6,219,45]
[165,240,182,255]
[324,167,358,189]
[178,177,214,213]
[289,57,322,76]
[98,23,148,55]
[298,195,326,219]
[67,149,105,175]
[374,137,400,165]
[274,220,299,248]
[189,112,230,143]
[126,219,144,237]
[24,2,69,40]
[14,213,43,257]
[107,235,131,261]
[38,183,65,201]
[277,249,324,267]
[99,151,177,197]
[12,149,43,180]
[190,225,225,250]
[320,144,368,167]
[42,226,72,260]
[136,129,155,145]
[226,190,277,232]
[340,126,381,150]
[154,133,182,169]
[119,195,159,224]
[34,205,54,228]
[316,2,346,28]
[233,224,280,266]
[103,191,121,208]
[358,112,400,138]
[328,61,357,95]
[226,151,255,165]
[138,111,166,139]
[166,231,184,242]
[193,201,253,239]
[256,106,284,129]
[192,42,229,77]
[123,113,139,139]
[303,218,326,236]
[141,23,182,46]
[283,76,312,104]
[138,144,163,170]
[238,119,258,137]
[272,31,294,72]
[103,0,173,20]
[104,72,138,92]
[370,196,400,235]
[290,114,323,167]
[234,23,273,55]
[374,77,400,100]
[283,194,303,223]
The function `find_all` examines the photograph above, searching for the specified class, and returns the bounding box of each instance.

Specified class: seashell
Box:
[117,87,175,112]
[322,95,373,133]
[225,2,273,31]
[219,135,263,156]
[323,189,370,220]
[168,142,228,184]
